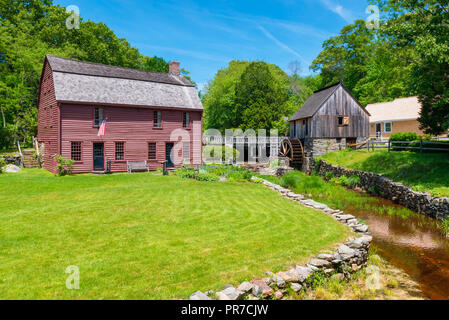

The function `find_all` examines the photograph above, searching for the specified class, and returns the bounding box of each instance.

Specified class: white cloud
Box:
[257,25,308,64]
[320,0,355,23]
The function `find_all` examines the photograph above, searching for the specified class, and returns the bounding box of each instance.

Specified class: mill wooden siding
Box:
[292,86,369,139]
[37,62,59,173]
[60,104,203,173]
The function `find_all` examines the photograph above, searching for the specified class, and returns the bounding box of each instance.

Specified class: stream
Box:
[343,196,449,300]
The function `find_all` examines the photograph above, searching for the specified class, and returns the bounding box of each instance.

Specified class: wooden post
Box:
[388,140,391,152]
[367,140,370,152]
[420,139,423,154]
[17,141,23,167]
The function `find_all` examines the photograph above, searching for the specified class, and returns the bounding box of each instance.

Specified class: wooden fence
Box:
[366,140,449,153]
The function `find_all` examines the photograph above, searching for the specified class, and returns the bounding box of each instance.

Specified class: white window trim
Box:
[384,121,393,133]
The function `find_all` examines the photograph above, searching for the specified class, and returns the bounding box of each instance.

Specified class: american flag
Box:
[98,119,107,137]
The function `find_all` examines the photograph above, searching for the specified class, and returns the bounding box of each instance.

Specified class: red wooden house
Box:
[37,55,203,173]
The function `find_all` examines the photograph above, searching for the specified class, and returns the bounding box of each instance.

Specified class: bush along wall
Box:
[189,178,372,301]
[317,160,449,220]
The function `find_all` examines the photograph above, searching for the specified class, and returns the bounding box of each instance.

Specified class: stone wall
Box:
[3,155,21,166]
[318,160,449,220]
[190,177,372,301]
[303,138,344,172]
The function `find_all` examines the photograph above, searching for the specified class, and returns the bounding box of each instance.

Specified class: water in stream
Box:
[344,196,449,300]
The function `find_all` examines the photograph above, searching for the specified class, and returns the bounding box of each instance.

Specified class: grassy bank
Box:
[260,171,423,221]
[320,150,449,197]
[298,253,425,300]
[0,169,347,300]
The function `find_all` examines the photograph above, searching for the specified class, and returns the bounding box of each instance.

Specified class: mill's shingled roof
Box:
[289,83,341,121]
[46,55,203,110]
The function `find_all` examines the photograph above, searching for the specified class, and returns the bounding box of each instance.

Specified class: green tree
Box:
[203,60,308,133]
[311,20,377,93]
[311,19,413,106]
[234,61,290,132]
[0,0,192,148]
[373,0,449,135]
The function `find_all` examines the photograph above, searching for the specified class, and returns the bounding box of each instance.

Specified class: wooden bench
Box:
[127,161,150,173]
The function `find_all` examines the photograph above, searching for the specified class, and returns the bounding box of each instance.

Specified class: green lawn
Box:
[0,169,347,300]
[321,150,449,198]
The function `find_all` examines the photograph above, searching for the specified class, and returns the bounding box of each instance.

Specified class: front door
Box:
[93,143,104,170]
[166,143,174,167]
[375,123,382,140]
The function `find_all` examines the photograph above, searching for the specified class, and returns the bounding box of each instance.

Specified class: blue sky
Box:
[55,0,370,89]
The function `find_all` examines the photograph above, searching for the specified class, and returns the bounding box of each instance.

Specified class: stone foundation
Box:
[317,160,449,220]
[302,138,345,172]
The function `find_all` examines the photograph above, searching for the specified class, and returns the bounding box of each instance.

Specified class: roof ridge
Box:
[366,96,419,106]
[46,55,193,87]
[313,82,341,94]
[46,54,174,77]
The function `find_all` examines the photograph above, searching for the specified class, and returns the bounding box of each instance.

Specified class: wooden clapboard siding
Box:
[290,84,369,139]
[37,56,204,174]
[37,61,59,173]
[60,104,202,173]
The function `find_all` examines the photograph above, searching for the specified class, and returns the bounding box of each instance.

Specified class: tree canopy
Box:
[373,0,449,135]
[311,0,448,135]
[0,0,191,148]
[202,60,308,134]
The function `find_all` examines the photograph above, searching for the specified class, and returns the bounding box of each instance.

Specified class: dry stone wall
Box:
[318,160,449,220]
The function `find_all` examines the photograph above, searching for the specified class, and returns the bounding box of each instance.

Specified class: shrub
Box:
[314,159,322,171]
[325,171,334,181]
[175,169,196,179]
[368,185,380,196]
[337,175,349,187]
[390,132,419,151]
[347,176,361,189]
[196,173,219,182]
[390,132,419,142]
[0,157,5,173]
[280,173,302,189]
[225,166,253,182]
[54,155,74,176]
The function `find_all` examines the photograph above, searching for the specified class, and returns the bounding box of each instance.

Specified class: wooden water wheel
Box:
[279,138,305,169]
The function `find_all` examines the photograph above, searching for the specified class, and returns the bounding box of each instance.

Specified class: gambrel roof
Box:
[46,55,203,110]
[289,83,369,121]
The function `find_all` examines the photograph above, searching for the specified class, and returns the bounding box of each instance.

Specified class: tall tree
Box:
[373,0,449,135]
[0,0,190,148]
[311,19,413,105]
[234,61,290,132]
[202,60,305,133]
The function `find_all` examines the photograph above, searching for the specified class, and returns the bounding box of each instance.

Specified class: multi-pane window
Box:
[148,143,157,160]
[183,112,190,128]
[154,111,162,128]
[94,107,103,126]
[385,122,392,133]
[71,142,82,161]
[183,142,190,162]
[115,142,125,161]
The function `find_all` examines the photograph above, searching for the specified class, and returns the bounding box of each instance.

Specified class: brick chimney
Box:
[169,61,180,75]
